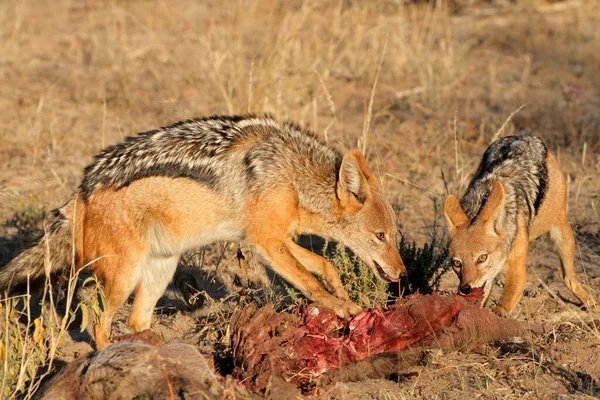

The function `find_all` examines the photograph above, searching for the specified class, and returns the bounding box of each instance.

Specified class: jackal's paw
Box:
[493,305,509,318]
[319,296,362,318]
[334,301,362,319]
[584,296,597,311]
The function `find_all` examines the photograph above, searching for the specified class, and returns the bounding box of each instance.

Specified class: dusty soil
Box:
[1,0,599,398]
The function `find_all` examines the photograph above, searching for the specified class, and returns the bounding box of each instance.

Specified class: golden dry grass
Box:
[0,0,599,398]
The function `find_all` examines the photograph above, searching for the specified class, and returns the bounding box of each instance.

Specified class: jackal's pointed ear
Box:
[444,195,469,236]
[478,181,505,227]
[337,150,370,206]
[351,150,379,186]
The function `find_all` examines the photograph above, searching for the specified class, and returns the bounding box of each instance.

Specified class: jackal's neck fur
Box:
[460,136,548,246]
[81,114,342,215]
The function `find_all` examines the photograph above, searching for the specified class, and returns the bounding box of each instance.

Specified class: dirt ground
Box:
[1,0,599,398]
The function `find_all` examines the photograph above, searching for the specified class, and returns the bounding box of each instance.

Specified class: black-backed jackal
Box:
[1,115,406,348]
[444,135,594,316]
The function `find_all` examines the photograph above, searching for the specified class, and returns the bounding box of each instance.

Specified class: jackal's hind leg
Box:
[93,261,139,349]
[286,238,351,302]
[129,255,180,332]
[549,220,596,309]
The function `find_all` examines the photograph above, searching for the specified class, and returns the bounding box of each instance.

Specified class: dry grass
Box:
[1,0,599,398]
[0,263,106,399]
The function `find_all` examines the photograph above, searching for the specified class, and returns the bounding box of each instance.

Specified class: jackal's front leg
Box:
[255,237,361,318]
[286,238,351,302]
[496,228,529,317]
[246,190,361,317]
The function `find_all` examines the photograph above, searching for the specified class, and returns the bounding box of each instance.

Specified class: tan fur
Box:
[445,152,594,315]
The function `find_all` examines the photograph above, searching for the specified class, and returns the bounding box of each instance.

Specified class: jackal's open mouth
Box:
[374,261,398,283]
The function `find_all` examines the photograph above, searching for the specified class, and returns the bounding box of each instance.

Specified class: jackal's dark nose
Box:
[399,270,408,279]
[458,284,472,295]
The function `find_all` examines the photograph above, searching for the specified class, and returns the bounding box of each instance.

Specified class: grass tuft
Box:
[398,235,449,295]
[329,242,390,309]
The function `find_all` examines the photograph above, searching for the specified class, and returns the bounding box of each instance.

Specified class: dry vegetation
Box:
[0,0,599,398]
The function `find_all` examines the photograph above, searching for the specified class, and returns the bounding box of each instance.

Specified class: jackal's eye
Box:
[477,254,488,263]
[452,259,462,269]
[375,232,386,242]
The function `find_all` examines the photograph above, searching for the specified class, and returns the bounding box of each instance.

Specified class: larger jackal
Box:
[1,115,405,348]
[444,135,594,315]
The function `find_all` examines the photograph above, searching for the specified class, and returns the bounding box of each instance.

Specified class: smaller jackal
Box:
[0,115,405,348]
[444,135,594,316]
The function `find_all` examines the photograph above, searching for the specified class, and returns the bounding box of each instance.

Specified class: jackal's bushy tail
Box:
[0,198,77,293]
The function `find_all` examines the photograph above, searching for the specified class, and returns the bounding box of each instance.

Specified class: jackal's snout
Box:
[383,246,407,281]
[458,283,472,295]
[372,258,404,283]
[364,225,406,283]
